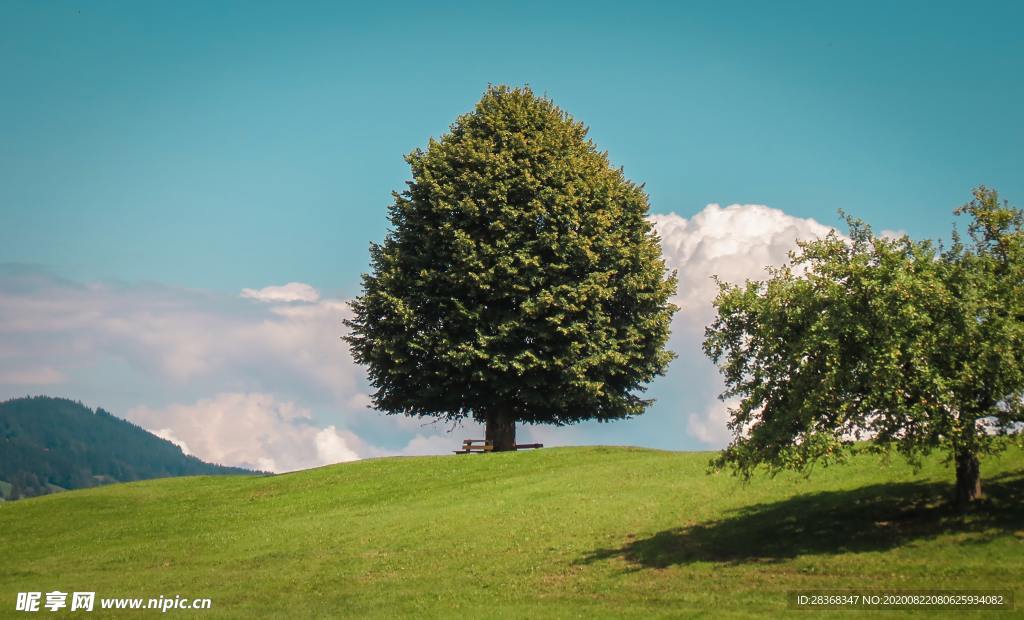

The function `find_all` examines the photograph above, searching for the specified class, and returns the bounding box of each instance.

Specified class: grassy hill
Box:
[1,446,1021,618]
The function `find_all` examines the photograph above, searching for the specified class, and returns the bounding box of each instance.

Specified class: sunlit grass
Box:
[2,446,1021,618]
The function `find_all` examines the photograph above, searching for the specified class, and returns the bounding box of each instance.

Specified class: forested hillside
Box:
[0,396,255,500]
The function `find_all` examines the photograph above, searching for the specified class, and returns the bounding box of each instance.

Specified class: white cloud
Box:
[315,425,361,464]
[0,269,475,468]
[126,394,465,470]
[0,366,64,385]
[879,228,907,240]
[241,282,321,303]
[149,428,193,456]
[651,203,835,331]
[399,434,460,456]
[650,204,836,447]
[687,399,737,447]
[127,393,359,472]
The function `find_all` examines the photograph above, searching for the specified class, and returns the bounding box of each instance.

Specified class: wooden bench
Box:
[453,439,493,454]
[453,439,544,454]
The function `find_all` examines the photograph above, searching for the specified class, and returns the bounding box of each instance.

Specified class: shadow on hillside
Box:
[579,471,1024,569]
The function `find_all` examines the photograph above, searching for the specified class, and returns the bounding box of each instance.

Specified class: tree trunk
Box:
[954,448,982,506]
[485,408,516,452]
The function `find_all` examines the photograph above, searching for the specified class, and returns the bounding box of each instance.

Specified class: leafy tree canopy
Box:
[704,187,1023,503]
[345,85,677,448]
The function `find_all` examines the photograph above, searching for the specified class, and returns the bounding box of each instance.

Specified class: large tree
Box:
[703,188,1023,504]
[345,86,677,450]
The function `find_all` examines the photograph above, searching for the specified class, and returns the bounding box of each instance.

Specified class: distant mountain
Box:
[0,396,257,500]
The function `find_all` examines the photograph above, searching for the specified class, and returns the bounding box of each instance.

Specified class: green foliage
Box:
[0,396,255,499]
[1,447,1021,618]
[346,86,677,427]
[704,188,1024,483]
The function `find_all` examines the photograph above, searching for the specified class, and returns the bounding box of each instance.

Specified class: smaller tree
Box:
[703,187,1024,505]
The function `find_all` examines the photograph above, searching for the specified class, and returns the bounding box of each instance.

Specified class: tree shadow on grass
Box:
[579,471,1024,569]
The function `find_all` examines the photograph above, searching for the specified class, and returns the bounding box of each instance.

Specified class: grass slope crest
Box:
[1,446,1020,617]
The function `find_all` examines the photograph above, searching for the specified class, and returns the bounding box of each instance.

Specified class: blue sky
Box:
[1,1,1022,469]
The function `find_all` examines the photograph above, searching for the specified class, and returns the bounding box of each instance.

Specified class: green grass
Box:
[1,446,1022,618]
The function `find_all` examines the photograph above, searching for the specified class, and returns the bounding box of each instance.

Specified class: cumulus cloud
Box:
[127,393,366,472]
[649,204,836,447]
[687,399,737,447]
[0,268,474,468]
[128,394,464,470]
[399,434,463,457]
[651,203,835,330]
[315,425,362,465]
[241,282,321,303]
[150,428,193,456]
